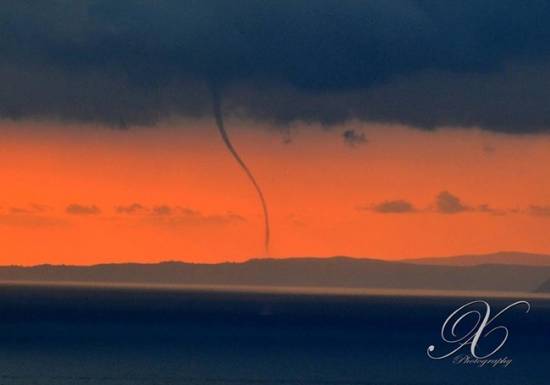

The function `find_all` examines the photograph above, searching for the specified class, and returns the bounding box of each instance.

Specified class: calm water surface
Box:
[0,284,548,385]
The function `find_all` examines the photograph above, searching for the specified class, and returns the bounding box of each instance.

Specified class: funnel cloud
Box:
[211,87,271,255]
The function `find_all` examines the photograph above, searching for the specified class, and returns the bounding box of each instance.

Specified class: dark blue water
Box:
[0,285,548,385]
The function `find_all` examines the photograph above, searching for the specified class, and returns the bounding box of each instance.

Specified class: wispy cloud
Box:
[0,204,65,228]
[528,205,550,217]
[115,203,245,227]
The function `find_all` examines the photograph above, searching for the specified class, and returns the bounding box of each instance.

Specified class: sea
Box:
[0,283,548,385]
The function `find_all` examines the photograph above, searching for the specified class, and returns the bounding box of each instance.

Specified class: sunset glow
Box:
[2,119,550,265]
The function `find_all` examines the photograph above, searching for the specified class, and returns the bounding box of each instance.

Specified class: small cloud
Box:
[528,205,550,217]
[116,203,147,215]
[371,200,416,214]
[477,204,507,216]
[30,203,50,212]
[286,213,306,227]
[9,204,49,215]
[152,205,173,216]
[149,206,244,227]
[66,204,101,215]
[342,129,367,147]
[0,215,66,228]
[482,144,496,154]
[362,193,513,216]
[281,129,293,144]
[435,191,468,214]
[9,207,33,215]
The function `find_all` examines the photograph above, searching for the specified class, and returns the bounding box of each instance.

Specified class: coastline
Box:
[2,280,549,300]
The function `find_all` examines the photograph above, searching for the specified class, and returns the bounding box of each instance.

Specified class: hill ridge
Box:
[1,254,550,293]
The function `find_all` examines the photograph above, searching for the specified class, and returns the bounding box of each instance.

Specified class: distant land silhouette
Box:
[405,251,550,266]
[1,253,550,293]
[536,278,550,292]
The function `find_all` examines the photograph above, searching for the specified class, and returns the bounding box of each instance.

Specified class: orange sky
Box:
[1,118,550,266]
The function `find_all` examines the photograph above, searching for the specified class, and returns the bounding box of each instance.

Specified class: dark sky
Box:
[2,1,550,131]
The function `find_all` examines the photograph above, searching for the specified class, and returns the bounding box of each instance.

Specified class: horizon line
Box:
[2,250,549,268]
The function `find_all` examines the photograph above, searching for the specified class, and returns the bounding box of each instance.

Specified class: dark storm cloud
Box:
[2,1,550,132]
[66,204,101,215]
